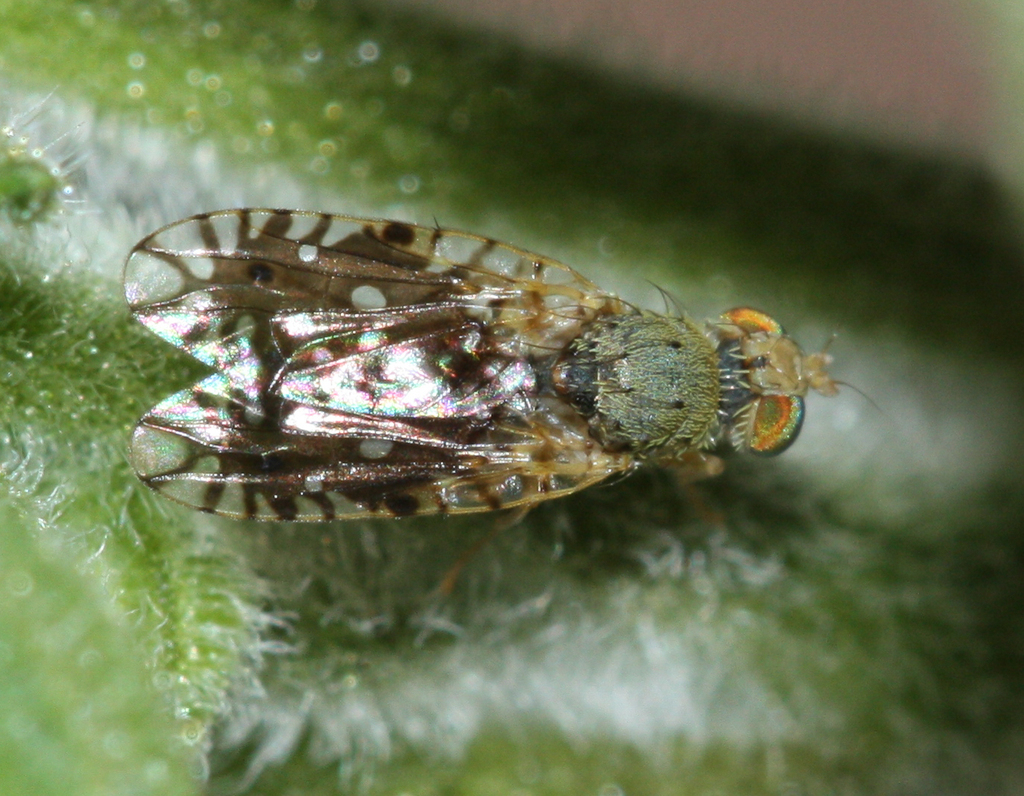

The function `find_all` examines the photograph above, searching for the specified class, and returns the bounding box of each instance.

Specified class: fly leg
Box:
[437,505,532,595]
[663,451,727,526]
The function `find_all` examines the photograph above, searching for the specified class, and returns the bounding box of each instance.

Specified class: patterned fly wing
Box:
[125,209,635,520]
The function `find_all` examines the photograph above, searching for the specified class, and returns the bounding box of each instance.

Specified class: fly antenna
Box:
[833,379,887,418]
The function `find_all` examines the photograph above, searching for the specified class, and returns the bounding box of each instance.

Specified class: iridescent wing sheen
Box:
[125,209,634,520]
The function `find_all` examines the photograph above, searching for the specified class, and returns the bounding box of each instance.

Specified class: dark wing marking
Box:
[126,209,632,519]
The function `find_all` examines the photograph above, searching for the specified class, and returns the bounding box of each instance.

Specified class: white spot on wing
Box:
[205,213,244,253]
[190,257,214,280]
[244,211,276,239]
[478,247,521,278]
[435,233,484,264]
[539,262,577,286]
[298,244,318,263]
[148,221,212,257]
[324,217,365,248]
[359,438,394,459]
[124,251,185,306]
[160,479,216,512]
[352,285,387,309]
[130,425,190,476]
[286,213,326,240]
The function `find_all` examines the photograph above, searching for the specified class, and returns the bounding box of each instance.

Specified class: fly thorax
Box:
[550,312,720,454]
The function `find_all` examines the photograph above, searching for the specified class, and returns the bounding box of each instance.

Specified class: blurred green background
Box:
[1,1,1023,794]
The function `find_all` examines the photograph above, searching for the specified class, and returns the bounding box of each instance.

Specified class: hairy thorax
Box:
[548,312,721,455]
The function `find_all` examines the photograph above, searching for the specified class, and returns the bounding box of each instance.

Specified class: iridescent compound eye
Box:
[746,394,805,455]
[720,307,784,336]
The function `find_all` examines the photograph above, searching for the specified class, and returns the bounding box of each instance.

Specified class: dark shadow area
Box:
[326,2,1024,356]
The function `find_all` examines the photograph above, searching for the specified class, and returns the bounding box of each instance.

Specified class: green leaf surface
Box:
[0,502,195,795]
